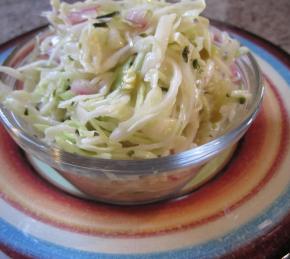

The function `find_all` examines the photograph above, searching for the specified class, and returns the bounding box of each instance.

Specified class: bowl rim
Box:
[0,27,264,174]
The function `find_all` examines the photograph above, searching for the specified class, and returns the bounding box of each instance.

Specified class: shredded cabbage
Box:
[0,0,250,159]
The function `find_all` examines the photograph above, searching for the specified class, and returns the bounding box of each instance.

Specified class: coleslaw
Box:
[0,0,250,159]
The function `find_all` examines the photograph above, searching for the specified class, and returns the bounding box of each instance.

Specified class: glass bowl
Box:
[0,29,264,205]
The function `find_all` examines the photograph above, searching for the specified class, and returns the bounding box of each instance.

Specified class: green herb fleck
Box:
[93,22,108,28]
[68,55,74,61]
[24,108,29,116]
[226,93,230,98]
[139,33,147,37]
[238,96,246,104]
[93,132,99,137]
[75,129,80,136]
[129,54,137,67]
[127,150,135,157]
[192,59,200,70]
[161,86,168,92]
[35,103,41,111]
[182,46,189,63]
[96,11,120,19]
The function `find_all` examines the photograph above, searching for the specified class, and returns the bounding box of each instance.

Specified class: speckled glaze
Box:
[0,0,289,54]
[0,23,290,258]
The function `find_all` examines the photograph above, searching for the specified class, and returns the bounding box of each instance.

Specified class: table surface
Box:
[0,0,289,54]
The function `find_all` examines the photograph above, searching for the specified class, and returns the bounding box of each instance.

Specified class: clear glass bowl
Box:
[0,29,264,205]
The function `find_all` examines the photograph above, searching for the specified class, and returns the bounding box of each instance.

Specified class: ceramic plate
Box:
[0,22,290,258]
